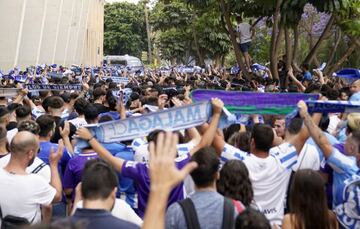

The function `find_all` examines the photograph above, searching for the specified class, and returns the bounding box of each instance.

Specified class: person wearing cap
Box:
[298,102,360,229]
[349,79,360,102]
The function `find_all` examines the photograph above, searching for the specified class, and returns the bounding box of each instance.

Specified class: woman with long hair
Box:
[217,160,254,207]
[282,169,338,229]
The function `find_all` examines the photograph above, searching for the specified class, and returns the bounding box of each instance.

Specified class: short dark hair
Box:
[235,208,271,229]
[84,104,99,123]
[15,105,31,118]
[36,115,55,137]
[81,159,119,200]
[93,88,106,101]
[74,98,89,115]
[44,96,64,110]
[60,92,71,103]
[99,115,113,123]
[286,118,303,135]
[318,116,330,132]
[301,63,309,71]
[251,124,274,152]
[190,147,219,188]
[147,130,166,143]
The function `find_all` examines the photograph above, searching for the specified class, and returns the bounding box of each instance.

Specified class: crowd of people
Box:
[0,59,358,229]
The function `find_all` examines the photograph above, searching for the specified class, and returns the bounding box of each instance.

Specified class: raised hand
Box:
[211,98,224,115]
[297,100,308,119]
[75,127,93,141]
[49,139,64,166]
[59,121,70,138]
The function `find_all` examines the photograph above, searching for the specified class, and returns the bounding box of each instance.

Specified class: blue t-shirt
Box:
[350,92,360,102]
[38,141,72,175]
[327,148,359,207]
[302,71,312,81]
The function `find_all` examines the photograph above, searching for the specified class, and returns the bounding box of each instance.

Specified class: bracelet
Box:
[87,136,95,142]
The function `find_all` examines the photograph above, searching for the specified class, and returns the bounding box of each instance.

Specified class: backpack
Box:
[178,197,244,229]
[0,207,36,229]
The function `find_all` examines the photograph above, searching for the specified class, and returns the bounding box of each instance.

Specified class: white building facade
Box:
[0,0,104,71]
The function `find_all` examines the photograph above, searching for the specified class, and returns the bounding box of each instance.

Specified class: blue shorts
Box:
[239,42,251,53]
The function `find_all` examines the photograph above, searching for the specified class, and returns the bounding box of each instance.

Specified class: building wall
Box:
[0,0,104,71]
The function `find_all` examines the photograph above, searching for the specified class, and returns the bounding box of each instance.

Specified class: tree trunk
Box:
[285,26,292,70]
[326,39,359,76]
[219,0,250,79]
[291,23,299,65]
[325,29,341,70]
[303,15,334,65]
[269,0,283,81]
[214,55,222,68]
[192,29,205,66]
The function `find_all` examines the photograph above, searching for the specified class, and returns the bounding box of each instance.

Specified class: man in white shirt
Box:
[213,113,320,226]
[0,131,63,225]
[235,16,254,71]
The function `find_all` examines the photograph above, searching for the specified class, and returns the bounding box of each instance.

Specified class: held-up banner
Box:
[286,100,360,121]
[111,77,129,85]
[26,84,82,91]
[77,101,236,148]
[191,90,320,115]
[0,88,21,97]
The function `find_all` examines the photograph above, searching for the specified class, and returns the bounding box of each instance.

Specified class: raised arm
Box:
[288,68,306,92]
[288,111,322,155]
[75,127,125,172]
[189,98,224,155]
[49,140,65,203]
[297,101,333,158]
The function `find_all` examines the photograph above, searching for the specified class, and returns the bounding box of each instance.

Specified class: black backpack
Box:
[178,197,240,229]
[0,207,36,229]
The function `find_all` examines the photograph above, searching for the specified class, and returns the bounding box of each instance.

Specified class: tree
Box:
[151,0,231,66]
[104,2,147,57]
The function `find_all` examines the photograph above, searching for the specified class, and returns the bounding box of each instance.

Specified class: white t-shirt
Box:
[7,128,18,144]
[0,155,51,183]
[291,143,320,171]
[236,22,252,44]
[221,142,297,226]
[0,168,56,225]
[131,138,196,164]
[69,117,87,129]
[327,114,341,134]
[74,199,143,226]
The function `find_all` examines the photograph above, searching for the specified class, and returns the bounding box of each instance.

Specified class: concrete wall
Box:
[0,0,104,71]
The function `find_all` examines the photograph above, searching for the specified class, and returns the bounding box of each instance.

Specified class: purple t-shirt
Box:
[121,154,190,218]
[63,152,98,193]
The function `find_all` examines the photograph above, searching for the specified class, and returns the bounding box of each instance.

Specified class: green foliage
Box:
[194,11,231,59]
[151,0,231,64]
[104,2,147,57]
[336,0,360,36]
[156,28,190,61]
[151,1,192,31]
